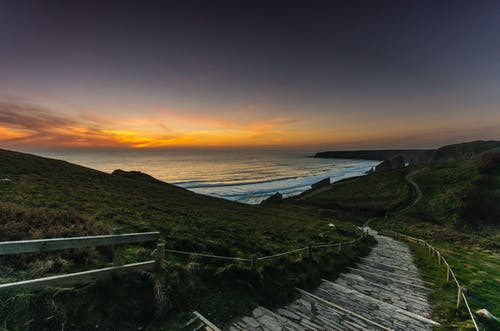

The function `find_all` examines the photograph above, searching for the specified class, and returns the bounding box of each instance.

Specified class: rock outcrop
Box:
[111,169,164,184]
[261,192,283,204]
[374,155,406,172]
[311,178,330,190]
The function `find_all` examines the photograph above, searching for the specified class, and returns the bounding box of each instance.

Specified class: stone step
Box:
[297,288,390,330]
[227,232,435,330]
[347,267,432,293]
[357,255,421,274]
[358,257,424,278]
[337,273,431,315]
[313,282,434,331]
[355,263,434,286]
[320,280,438,327]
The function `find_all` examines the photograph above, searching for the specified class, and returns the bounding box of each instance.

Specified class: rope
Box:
[462,292,480,331]
[257,247,308,261]
[387,230,480,331]
[160,228,368,263]
[163,248,252,261]
[312,243,341,248]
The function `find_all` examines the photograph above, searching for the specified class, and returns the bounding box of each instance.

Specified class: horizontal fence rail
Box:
[0,231,164,292]
[0,232,160,255]
[0,261,156,292]
[2,228,368,292]
[382,230,480,331]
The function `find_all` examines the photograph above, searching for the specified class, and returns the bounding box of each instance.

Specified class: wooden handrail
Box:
[0,232,160,255]
[0,261,156,292]
[0,231,164,293]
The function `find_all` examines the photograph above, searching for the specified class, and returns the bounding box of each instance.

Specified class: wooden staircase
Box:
[226,230,439,330]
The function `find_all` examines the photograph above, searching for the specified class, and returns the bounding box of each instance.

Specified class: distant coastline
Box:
[314,149,435,164]
[315,140,500,164]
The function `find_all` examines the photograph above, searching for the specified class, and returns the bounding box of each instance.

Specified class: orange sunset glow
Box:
[2,100,500,150]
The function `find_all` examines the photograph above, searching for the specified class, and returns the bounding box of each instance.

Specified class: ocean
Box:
[35,149,379,204]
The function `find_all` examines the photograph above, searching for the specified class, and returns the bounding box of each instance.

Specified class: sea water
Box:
[34,149,379,204]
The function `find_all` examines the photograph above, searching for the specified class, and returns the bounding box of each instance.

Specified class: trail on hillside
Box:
[363,168,425,228]
[225,229,438,330]
[401,169,426,212]
[224,170,437,330]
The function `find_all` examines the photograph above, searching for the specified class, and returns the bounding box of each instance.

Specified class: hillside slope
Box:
[0,149,358,253]
[291,152,500,328]
[0,149,372,330]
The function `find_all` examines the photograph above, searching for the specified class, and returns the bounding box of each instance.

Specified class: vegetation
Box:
[292,146,500,329]
[408,242,479,330]
[380,153,500,328]
[290,168,413,222]
[460,152,500,228]
[433,140,500,162]
[0,149,373,330]
[2,141,498,330]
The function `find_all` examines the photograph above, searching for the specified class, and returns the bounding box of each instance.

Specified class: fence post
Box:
[112,227,124,266]
[446,265,451,282]
[457,286,463,308]
[308,244,312,259]
[251,255,257,272]
[338,242,342,252]
[155,240,165,273]
[437,251,441,265]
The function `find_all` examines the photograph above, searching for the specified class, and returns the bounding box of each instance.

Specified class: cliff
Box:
[315,141,500,164]
[314,149,435,165]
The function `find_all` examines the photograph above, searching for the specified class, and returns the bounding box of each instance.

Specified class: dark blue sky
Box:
[1,1,499,149]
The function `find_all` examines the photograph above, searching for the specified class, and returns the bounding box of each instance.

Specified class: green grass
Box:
[0,149,375,330]
[408,241,484,330]
[290,169,413,216]
[286,151,499,328]
[404,161,479,225]
[382,220,500,321]
[0,149,359,255]
[370,156,500,328]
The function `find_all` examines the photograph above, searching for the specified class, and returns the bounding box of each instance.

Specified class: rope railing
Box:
[160,229,368,271]
[257,247,308,261]
[382,230,480,331]
[163,248,252,262]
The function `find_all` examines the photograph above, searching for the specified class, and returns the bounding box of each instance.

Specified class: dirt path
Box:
[401,169,425,212]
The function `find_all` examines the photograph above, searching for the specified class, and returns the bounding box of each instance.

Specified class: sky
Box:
[1,0,499,150]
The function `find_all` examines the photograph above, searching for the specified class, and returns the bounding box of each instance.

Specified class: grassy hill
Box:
[0,149,372,330]
[289,169,413,219]
[433,140,500,162]
[381,154,500,329]
[291,149,500,329]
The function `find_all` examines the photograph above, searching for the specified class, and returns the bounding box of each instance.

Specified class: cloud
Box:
[153,107,301,131]
[0,102,77,132]
[0,101,191,148]
[0,100,303,149]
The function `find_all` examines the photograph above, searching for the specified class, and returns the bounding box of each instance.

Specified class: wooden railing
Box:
[0,231,163,292]
[382,230,480,331]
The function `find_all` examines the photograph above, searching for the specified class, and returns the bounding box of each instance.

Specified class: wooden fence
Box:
[382,230,480,331]
[0,231,163,292]
[1,227,368,293]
